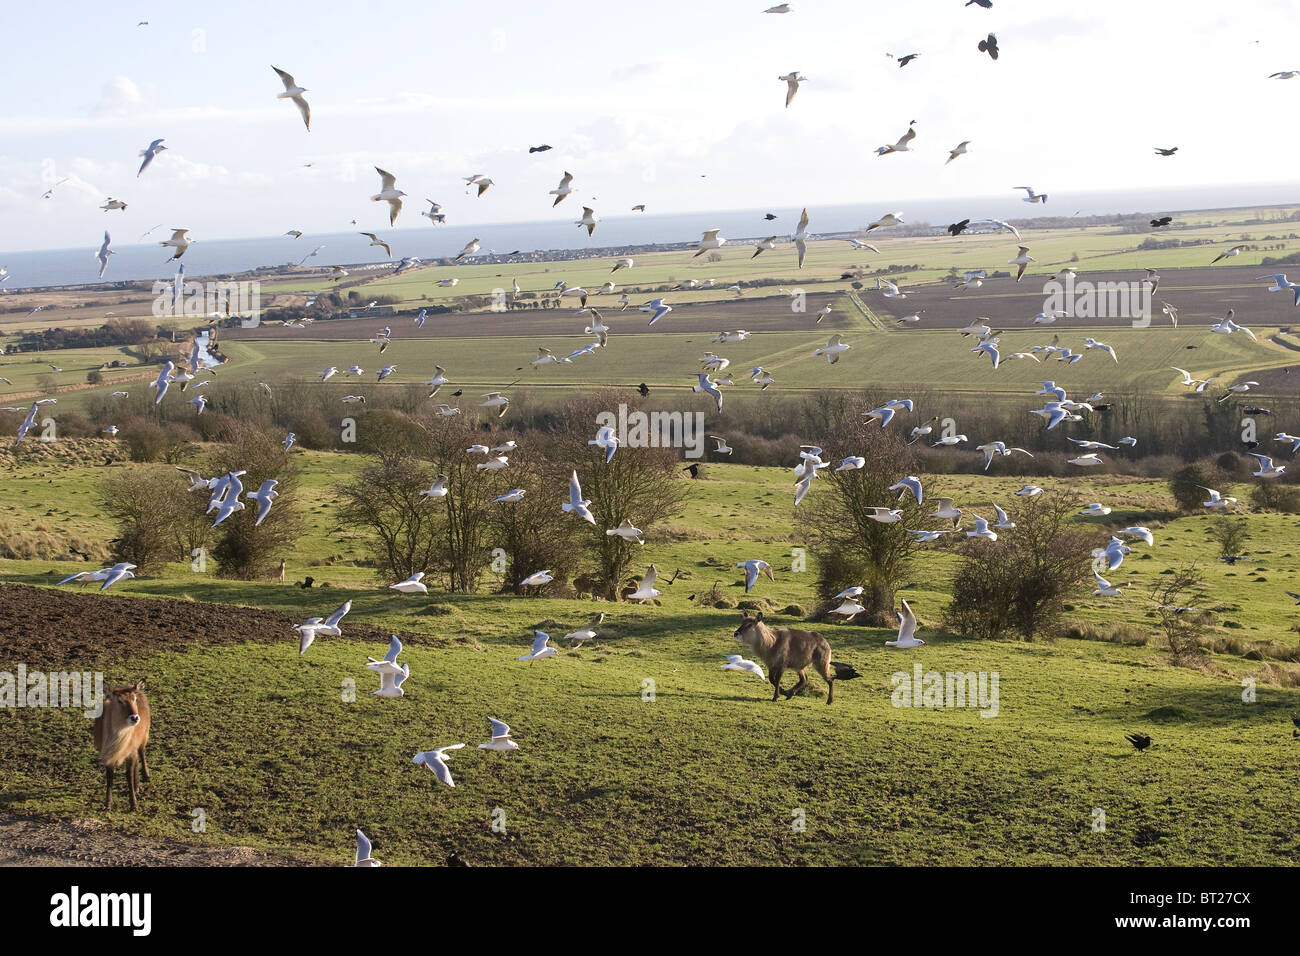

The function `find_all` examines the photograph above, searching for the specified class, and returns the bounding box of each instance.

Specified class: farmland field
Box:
[4,207,1300,871]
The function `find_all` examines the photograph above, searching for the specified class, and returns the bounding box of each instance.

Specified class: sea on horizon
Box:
[0,182,1296,291]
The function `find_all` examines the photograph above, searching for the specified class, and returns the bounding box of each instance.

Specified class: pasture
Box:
[1,448,1299,865]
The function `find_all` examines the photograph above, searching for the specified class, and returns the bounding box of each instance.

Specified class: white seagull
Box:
[736,559,775,593]
[271,66,310,131]
[563,470,596,524]
[519,630,558,665]
[478,718,519,751]
[296,600,352,654]
[370,167,406,226]
[390,572,429,594]
[885,600,925,648]
[412,744,465,788]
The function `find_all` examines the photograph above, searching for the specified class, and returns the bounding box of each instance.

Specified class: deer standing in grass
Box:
[92,680,151,811]
[733,612,859,705]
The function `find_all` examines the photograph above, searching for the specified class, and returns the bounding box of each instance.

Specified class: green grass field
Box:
[2,449,1299,865]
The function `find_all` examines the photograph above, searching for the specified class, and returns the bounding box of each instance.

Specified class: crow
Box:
[297,576,315,589]
[966,0,992,6]
[763,213,778,220]
[978,33,999,59]
[528,145,552,153]
[1150,216,1173,228]
[682,463,699,478]
[1154,147,1179,156]
[895,53,920,67]
[830,661,862,680]
[1125,732,1152,752]
[1244,406,1272,416]
[446,850,469,866]
[948,219,971,236]
[637,382,650,397]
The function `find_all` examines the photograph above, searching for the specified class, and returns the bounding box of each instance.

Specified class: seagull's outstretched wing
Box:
[897,600,917,641]
[325,600,352,629]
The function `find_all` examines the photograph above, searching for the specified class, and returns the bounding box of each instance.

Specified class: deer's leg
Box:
[103,767,113,811]
[769,668,784,701]
[785,668,809,700]
[127,756,139,811]
[139,743,150,783]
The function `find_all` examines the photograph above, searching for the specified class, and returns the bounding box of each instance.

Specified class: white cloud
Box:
[91,76,154,117]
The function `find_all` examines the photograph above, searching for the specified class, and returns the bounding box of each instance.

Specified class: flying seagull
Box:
[96,231,113,279]
[736,559,775,593]
[549,171,574,206]
[295,600,352,654]
[271,66,310,131]
[137,138,166,177]
[563,470,596,524]
[875,123,917,156]
[885,600,925,648]
[1211,244,1248,264]
[371,167,405,226]
[778,71,806,107]
[478,718,519,751]
[412,744,465,788]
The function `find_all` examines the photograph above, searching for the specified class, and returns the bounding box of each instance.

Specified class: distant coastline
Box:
[1,181,1297,291]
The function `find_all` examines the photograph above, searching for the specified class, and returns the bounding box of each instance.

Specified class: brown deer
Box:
[92,680,151,811]
[733,612,859,705]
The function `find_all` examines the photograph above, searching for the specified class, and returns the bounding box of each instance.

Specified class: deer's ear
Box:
[756,611,764,622]
[134,678,146,692]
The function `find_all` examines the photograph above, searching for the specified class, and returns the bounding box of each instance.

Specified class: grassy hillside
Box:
[1,449,1298,865]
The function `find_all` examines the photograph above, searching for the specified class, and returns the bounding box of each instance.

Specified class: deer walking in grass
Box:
[91,680,151,811]
[733,612,859,704]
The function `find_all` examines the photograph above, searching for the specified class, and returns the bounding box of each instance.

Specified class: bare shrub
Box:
[943,491,1094,641]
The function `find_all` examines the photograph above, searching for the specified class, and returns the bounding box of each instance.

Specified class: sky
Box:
[1,0,1298,254]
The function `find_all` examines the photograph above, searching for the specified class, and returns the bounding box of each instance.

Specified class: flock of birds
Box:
[10,3,1300,866]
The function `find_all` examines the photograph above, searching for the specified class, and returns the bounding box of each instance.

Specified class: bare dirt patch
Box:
[0,583,437,669]
[872,265,1300,330]
[220,292,846,340]
[0,814,295,866]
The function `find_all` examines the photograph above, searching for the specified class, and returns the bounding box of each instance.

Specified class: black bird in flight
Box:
[682,463,700,478]
[891,53,920,67]
[528,145,552,153]
[763,213,778,220]
[966,0,992,7]
[948,219,971,236]
[637,382,650,397]
[1154,147,1179,156]
[1150,216,1173,228]
[978,33,999,60]
[1243,406,1272,416]
[1125,732,1152,752]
